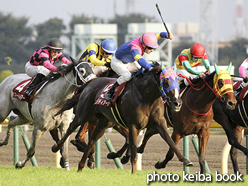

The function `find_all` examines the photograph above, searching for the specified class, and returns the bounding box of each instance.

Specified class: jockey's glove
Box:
[105,62,111,69]
[243,77,248,83]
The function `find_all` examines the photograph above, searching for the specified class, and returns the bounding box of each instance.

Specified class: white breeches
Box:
[25,61,51,77]
[177,68,198,86]
[111,56,141,85]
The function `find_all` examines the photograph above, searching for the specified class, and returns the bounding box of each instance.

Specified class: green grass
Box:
[0,166,247,186]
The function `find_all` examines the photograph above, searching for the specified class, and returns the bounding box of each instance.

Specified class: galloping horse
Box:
[0,58,95,170]
[213,82,248,173]
[137,63,237,173]
[52,63,193,174]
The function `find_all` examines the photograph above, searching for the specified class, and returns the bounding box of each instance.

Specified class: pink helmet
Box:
[141,32,159,48]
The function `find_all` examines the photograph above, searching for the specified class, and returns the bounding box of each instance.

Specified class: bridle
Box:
[64,62,96,87]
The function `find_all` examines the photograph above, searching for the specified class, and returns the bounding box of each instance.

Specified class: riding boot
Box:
[104,81,119,102]
[23,73,45,97]
[234,84,244,98]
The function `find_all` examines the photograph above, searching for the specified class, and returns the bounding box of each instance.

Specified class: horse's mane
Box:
[45,63,74,82]
[189,71,215,87]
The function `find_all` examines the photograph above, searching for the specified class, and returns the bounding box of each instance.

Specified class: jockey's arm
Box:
[182,60,201,76]
[156,32,173,40]
[134,54,152,70]
[43,60,58,72]
[88,50,106,66]
[202,59,212,73]
[58,54,71,65]
[239,58,248,77]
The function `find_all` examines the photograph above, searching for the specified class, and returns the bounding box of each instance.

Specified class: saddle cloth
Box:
[233,81,248,102]
[94,82,126,107]
[12,79,45,103]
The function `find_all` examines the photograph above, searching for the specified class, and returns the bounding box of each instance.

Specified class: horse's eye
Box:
[218,79,224,88]
[79,68,86,76]
[163,78,171,88]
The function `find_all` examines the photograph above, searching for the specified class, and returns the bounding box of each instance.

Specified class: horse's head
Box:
[213,63,237,110]
[158,62,182,112]
[58,57,96,87]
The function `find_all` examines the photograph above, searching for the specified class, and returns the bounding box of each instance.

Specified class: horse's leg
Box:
[230,126,244,173]
[86,119,97,169]
[197,129,210,173]
[155,131,182,169]
[107,126,129,160]
[70,122,89,152]
[137,127,157,153]
[16,127,43,169]
[52,118,83,153]
[78,117,110,172]
[0,114,29,146]
[155,119,192,166]
[128,124,138,174]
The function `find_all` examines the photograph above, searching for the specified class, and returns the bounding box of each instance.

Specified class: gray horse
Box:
[0,58,95,170]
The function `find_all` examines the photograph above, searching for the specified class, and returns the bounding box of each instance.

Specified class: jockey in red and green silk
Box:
[24,38,71,97]
[79,39,117,76]
[175,43,212,88]
[104,31,173,102]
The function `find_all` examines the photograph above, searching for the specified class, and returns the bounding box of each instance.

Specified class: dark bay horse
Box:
[213,83,248,173]
[52,64,193,174]
[0,58,95,170]
[137,64,237,173]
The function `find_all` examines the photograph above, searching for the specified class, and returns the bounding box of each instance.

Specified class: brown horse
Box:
[51,64,192,174]
[213,81,248,173]
[136,63,237,173]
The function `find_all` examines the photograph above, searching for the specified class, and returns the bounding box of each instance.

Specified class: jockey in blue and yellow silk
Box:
[79,39,116,76]
[175,43,212,88]
[104,31,173,102]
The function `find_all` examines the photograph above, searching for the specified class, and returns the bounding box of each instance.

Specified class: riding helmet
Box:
[190,43,205,58]
[101,39,117,54]
[141,32,159,49]
[47,38,63,50]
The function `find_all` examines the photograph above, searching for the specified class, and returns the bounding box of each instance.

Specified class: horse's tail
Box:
[55,94,80,116]
[55,79,94,116]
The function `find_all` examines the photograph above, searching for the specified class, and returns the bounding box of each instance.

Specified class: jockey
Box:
[79,39,117,76]
[234,57,248,97]
[24,38,71,97]
[104,31,173,102]
[175,43,212,89]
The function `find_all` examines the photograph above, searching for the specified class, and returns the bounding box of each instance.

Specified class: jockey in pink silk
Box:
[104,31,173,102]
[24,38,71,97]
[235,57,248,97]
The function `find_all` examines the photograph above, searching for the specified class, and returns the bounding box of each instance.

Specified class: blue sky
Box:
[0,0,247,40]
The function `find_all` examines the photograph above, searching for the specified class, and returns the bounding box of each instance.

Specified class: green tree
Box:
[219,38,248,75]
[0,12,32,71]
[0,70,14,82]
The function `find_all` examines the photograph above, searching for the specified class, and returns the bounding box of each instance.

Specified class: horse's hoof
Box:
[107,152,117,159]
[137,147,144,154]
[184,160,193,167]
[87,161,95,169]
[121,156,129,164]
[51,144,59,153]
[15,161,23,169]
[65,167,70,171]
[155,161,165,169]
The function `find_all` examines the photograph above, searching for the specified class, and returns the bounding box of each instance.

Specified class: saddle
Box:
[12,73,61,103]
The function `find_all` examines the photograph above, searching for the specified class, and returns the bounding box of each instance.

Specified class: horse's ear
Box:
[226,62,232,73]
[172,62,177,72]
[214,63,220,75]
[161,61,167,74]
[70,56,78,65]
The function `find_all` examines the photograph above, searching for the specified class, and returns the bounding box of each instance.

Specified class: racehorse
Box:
[52,63,193,174]
[136,63,237,173]
[0,58,95,170]
[213,81,248,173]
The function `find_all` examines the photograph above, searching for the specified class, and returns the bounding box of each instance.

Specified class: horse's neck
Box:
[133,74,161,102]
[187,78,216,111]
[46,72,76,103]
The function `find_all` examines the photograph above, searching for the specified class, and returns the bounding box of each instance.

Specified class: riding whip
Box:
[155,3,170,34]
